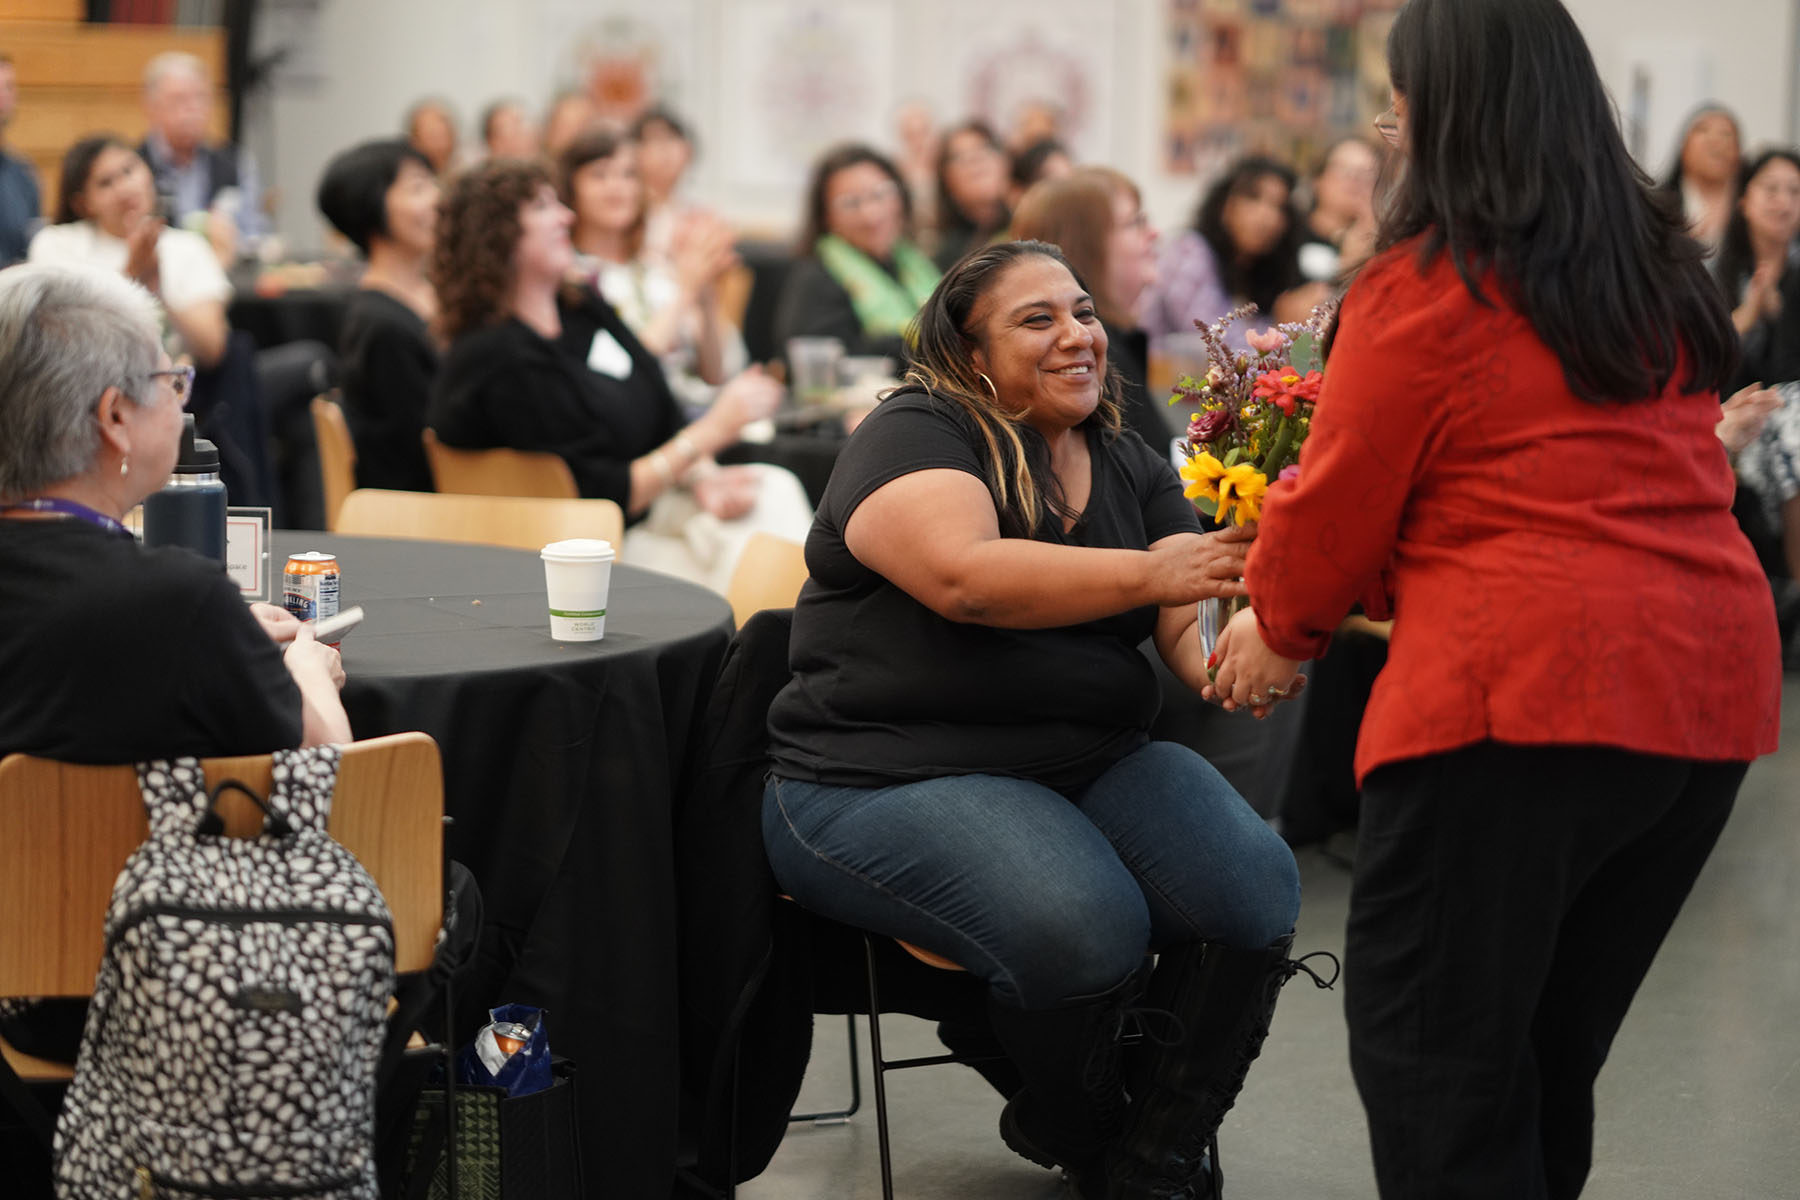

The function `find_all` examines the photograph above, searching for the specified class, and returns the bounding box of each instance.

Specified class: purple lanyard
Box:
[0,498,134,539]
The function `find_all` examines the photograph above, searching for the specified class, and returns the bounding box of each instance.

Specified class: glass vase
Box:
[1199,593,1253,669]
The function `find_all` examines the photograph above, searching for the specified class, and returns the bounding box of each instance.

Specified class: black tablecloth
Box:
[272,533,733,1200]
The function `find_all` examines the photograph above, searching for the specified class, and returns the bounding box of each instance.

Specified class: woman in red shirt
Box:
[1209,0,1781,1195]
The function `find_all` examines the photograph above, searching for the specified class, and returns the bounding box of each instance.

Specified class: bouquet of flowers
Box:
[1170,304,1333,527]
[1168,304,1333,666]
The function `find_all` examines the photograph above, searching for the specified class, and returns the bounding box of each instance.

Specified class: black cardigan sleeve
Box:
[772,256,908,362]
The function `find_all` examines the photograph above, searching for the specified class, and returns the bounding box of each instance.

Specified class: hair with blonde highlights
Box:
[901,239,1122,537]
[431,158,552,342]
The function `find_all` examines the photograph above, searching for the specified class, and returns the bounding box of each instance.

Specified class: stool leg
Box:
[864,933,896,1200]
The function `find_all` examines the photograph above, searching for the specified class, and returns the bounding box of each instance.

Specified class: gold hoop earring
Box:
[976,372,999,402]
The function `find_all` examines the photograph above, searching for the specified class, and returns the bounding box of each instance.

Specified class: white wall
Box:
[256,0,1797,255]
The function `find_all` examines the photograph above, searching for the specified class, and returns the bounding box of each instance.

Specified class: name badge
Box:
[587,330,634,380]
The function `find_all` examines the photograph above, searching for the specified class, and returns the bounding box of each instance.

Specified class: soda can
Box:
[283,552,341,623]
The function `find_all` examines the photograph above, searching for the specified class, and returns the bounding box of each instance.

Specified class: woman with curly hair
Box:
[426,158,809,592]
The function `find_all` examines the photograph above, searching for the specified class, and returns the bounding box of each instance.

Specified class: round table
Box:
[273,533,733,1200]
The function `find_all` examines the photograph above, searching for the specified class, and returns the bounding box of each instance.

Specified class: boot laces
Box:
[1278,948,1340,990]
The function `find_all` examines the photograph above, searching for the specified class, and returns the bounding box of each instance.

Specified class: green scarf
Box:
[815,234,941,337]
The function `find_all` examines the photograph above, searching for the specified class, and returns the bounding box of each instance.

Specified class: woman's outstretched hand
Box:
[1146,524,1257,607]
[1203,605,1306,719]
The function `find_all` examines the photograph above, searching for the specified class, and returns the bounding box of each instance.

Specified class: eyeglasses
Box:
[830,181,901,214]
[1373,105,1402,148]
[148,365,196,401]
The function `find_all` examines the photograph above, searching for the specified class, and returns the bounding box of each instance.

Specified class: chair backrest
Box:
[334,488,625,554]
[0,732,444,999]
[312,394,358,531]
[422,429,579,499]
[725,532,808,627]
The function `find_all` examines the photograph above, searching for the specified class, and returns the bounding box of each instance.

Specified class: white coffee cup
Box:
[540,538,616,641]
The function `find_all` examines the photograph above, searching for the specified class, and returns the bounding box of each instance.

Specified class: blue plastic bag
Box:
[455,1003,554,1097]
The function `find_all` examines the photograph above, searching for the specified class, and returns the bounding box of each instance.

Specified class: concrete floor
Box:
[741,678,1800,1200]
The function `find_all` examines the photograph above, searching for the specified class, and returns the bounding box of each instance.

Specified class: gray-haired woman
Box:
[0,264,352,1113]
[0,262,349,763]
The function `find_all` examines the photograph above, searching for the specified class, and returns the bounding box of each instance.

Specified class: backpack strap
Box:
[135,759,212,840]
[263,744,342,832]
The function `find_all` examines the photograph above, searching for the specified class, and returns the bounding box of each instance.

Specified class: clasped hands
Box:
[1162,524,1305,720]
[1202,606,1306,720]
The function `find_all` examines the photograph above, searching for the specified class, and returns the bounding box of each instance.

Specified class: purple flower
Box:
[1277,463,1301,483]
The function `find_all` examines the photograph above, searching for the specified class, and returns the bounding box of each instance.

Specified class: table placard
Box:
[227,507,273,602]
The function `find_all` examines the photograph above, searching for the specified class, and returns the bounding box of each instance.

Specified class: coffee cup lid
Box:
[541,538,616,562]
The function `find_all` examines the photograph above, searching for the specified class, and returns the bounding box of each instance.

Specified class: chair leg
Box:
[788,1014,861,1123]
[863,933,896,1200]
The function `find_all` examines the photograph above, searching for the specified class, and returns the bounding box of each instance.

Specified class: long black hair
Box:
[1660,104,1743,194]
[1713,148,1800,302]
[797,143,913,256]
[1379,0,1737,404]
[1193,156,1304,315]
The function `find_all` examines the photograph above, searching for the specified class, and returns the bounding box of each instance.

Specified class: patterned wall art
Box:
[1164,0,1402,179]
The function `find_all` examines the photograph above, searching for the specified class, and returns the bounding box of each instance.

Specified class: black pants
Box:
[1346,741,1745,1200]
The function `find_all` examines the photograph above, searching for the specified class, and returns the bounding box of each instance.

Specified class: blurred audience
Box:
[481,98,540,161]
[1138,155,1325,353]
[1009,137,1074,208]
[427,159,810,593]
[138,51,262,261]
[633,105,698,265]
[543,90,601,161]
[1716,148,1800,590]
[405,97,462,177]
[1298,136,1380,284]
[892,100,941,235]
[1012,165,1174,451]
[774,143,940,363]
[33,135,228,370]
[1663,105,1743,256]
[935,119,1011,269]
[560,126,745,407]
[0,54,38,267]
[316,139,441,493]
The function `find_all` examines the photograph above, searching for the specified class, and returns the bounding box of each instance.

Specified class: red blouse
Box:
[1247,242,1782,784]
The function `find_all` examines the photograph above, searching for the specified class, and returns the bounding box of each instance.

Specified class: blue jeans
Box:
[763,741,1300,1010]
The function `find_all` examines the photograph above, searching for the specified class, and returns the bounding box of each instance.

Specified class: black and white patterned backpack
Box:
[54,745,396,1200]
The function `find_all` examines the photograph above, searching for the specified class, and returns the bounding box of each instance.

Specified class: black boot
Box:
[988,973,1139,1199]
[1108,934,1337,1199]
[935,1015,1024,1100]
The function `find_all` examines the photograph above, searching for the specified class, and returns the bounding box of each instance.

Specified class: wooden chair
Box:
[724,532,808,626]
[312,395,358,530]
[422,430,579,499]
[0,732,444,1083]
[334,489,624,554]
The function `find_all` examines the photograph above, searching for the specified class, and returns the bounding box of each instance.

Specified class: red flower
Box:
[1253,368,1324,416]
[1188,406,1236,444]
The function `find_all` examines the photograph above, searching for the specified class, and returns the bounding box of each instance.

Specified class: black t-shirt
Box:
[428,289,683,512]
[767,389,1201,792]
[339,288,439,493]
[0,518,303,763]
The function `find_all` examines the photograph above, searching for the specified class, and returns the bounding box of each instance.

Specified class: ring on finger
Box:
[1266,685,1287,698]
[1248,693,1266,705]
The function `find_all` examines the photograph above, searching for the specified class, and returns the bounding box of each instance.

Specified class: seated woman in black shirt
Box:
[426,159,809,593]
[764,242,1308,1199]
[772,144,940,364]
[316,138,442,492]
[0,262,350,1088]
[1012,165,1176,455]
